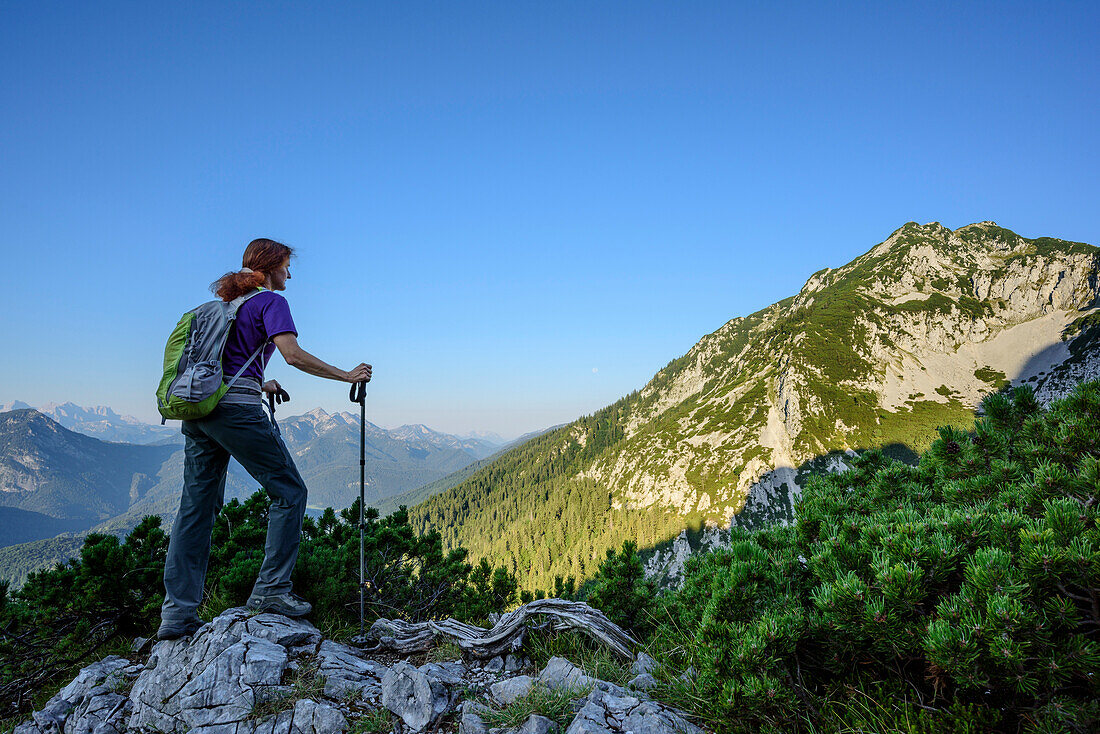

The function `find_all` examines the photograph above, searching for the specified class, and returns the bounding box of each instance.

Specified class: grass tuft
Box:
[482,683,590,731]
[347,707,394,734]
[524,628,631,687]
[288,655,326,701]
[106,672,132,695]
[248,655,326,720]
[249,687,295,721]
[198,584,239,621]
[426,640,464,663]
[801,683,1001,734]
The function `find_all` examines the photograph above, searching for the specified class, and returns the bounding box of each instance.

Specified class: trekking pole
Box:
[349,380,368,636]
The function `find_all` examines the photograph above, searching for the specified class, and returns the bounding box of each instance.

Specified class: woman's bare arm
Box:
[272,333,372,383]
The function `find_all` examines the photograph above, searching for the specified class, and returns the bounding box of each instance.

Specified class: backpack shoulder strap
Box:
[225,287,268,318]
[222,288,272,392]
[224,339,270,391]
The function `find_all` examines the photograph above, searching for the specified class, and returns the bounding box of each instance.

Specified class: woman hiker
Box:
[158,238,372,640]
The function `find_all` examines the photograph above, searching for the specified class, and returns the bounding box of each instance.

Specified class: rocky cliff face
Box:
[576,222,1099,525]
[14,608,707,734]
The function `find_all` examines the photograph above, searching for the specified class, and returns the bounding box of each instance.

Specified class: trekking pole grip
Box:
[349,381,367,404]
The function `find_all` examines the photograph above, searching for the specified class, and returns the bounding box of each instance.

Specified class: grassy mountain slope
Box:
[410,404,694,585]
[410,222,1100,591]
[582,222,1098,520]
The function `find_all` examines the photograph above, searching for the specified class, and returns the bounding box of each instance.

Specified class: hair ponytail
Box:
[210,238,295,301]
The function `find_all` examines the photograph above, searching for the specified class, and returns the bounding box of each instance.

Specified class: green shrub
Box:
[655,383,1100,733]
[584,540,658,638]
[0,516,168,718]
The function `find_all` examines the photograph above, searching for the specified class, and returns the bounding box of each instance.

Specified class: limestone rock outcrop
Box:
[577,222,1100,527]
[15,608,708,734]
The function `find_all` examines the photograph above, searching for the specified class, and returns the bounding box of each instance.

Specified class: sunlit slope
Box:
[409,222,1100,590]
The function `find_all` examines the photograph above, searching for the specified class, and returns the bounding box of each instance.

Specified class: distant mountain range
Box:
[0,401,516,452]
[264,408,502,511]
[460,430,508,444]
[0,401,181,445]
[0,409,178,522]
[0,404,524,586]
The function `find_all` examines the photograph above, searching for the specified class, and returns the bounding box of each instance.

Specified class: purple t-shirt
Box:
[222,290,297,384]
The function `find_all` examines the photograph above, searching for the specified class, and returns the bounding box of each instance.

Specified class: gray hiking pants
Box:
[160,401,307,623]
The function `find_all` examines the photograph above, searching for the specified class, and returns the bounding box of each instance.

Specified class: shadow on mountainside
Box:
[879,441,920,465]
[636,335,1100,589]
[634,441,924,589]
[1013,308,1100,393]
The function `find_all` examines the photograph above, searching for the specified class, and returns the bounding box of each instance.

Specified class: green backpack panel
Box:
[156,288,269,423]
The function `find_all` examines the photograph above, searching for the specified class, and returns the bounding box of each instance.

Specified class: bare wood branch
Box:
[356,598,638,661]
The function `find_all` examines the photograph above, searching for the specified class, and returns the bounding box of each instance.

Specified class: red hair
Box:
[210,238,295,302]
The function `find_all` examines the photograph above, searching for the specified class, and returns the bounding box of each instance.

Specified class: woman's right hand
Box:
[345,363,372,383]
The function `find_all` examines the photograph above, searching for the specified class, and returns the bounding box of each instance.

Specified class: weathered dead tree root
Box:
[355,598,638,661]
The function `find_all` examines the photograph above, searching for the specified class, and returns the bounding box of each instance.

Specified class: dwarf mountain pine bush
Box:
[655,382,1100,733]
[0,516,168,719]
[585,540,658,639]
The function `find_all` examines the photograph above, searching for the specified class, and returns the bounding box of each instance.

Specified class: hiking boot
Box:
[157,617,203,640]
[246,592,312,617]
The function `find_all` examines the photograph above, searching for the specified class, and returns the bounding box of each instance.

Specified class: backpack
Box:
[156,288,270,423]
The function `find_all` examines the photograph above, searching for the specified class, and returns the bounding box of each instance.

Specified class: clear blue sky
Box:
[1,1,1097,439]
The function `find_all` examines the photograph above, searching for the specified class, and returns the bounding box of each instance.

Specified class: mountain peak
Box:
[41,401,84,413]
[0,409,86,450]
[461,430,506,445]
[0,402,177,444]
[0,407,49,424]
[580,220,1100,524]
